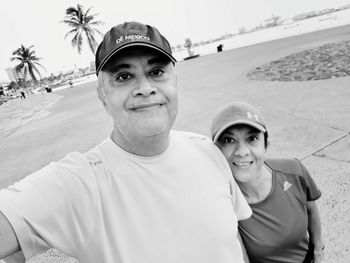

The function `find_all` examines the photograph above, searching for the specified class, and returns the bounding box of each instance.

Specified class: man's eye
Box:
[150,69,164,77]
[116,73,132,81]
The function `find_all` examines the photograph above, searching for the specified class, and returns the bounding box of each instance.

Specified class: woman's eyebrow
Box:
[248,129,261,135]
[223,129,260,136]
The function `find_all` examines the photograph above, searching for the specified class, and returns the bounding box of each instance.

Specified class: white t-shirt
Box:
[0,131,251,263]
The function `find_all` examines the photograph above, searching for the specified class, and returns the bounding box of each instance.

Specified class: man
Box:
[19,88,25,99]
[0,21,251,263]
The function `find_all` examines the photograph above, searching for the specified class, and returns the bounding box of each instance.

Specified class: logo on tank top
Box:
[283,181,292,191]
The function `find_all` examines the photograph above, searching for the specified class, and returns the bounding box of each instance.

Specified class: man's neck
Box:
[110,130,170,157]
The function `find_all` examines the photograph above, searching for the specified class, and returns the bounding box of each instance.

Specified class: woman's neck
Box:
[238,165,272,204]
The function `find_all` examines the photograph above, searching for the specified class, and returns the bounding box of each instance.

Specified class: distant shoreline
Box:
[173,8,350,61]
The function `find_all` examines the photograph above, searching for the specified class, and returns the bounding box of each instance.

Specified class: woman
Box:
[211,101,324,263]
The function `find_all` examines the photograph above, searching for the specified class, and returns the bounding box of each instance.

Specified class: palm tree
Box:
[10,45,45,86]
[61,4,104,54]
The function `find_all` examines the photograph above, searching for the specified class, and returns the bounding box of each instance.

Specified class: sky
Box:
[1,0,350,81]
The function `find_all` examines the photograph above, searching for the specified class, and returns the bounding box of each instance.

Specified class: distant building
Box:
[262,16,282,28]
[5,67,18,82]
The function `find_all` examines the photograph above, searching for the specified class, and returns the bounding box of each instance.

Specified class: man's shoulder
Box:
[171,130,211,142]
[170,130,224,159]
[53,139,108,174]
[53,151,92,173]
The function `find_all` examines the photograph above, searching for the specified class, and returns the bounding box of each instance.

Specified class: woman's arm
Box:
[306,200,324,263]
[237,231,250,263]
[0,211,20,259]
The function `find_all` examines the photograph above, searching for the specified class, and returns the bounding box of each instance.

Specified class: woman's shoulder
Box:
[265,158,303,177]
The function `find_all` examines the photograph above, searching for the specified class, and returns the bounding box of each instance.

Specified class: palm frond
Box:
[10,45,44,84]
[10,56,23,62]
[33,61,46,71]
[88,20,104,27]
[62,4,103,55]
[84,6,94,17]
[15,63,24,72]
[93,28,104,37]
[65,6,79,16]
[64,28,80,39]
[61,18,81,26]
[71,31,83,54]
[27,64,39,83]
[85,29,98,53]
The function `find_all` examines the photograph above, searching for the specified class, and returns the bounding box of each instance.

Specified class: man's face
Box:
[98,47,178,145]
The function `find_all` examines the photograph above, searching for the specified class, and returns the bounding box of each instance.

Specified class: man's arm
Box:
[306,200,324,263]
[0,211,20,259]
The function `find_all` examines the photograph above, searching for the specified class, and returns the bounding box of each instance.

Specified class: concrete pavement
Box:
[0,25,349,262]
[0,93,63,141]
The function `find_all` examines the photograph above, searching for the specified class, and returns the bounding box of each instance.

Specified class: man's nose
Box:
[133,76,157,97]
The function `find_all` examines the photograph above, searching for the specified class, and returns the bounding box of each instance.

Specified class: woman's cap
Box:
[95,21,177,75]
[211,101,267,143]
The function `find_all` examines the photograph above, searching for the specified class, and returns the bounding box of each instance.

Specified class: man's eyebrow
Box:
[107,63,131,73]
[148,57,170,65]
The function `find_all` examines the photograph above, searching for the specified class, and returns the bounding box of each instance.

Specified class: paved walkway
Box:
[0,25,349,263]
[0,93,62,141]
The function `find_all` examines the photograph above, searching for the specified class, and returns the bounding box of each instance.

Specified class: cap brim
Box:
[97,42,177,74]
[213,120,266,143]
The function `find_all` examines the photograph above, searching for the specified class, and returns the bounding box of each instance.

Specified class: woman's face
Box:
[216,124,267,183]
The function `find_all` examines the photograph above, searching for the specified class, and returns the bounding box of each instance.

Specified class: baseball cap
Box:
[211,101,267,143]
[95,21,177,75]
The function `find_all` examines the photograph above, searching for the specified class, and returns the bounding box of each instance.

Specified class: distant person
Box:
[69,80,73,88]
[19,89,25,99]
[211,101,325,263]
[0,21,251,263]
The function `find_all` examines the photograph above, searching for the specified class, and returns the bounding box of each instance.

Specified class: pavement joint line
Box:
[312,153,350,163]
[0,95,63,141]
[301,131,350,161]
[21,95,63,127]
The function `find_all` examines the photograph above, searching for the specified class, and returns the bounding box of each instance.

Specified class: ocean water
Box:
[173,8,350,61]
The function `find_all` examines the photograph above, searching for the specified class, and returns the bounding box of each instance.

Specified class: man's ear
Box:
[97,84,107,106]
[98,86,113,116]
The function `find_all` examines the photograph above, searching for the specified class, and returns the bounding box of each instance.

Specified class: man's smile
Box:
[130,102,165,111]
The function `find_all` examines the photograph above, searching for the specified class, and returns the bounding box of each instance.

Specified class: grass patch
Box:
[247,40,350,81]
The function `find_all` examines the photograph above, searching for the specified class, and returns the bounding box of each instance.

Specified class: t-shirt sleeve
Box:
[297,159,321,201]
[0,152,98,261]
[230,178,252,221]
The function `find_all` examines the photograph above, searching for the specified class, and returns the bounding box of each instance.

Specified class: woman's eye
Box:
[223,137,235,144]
[116,73,132,81]
[248,136,259,142]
